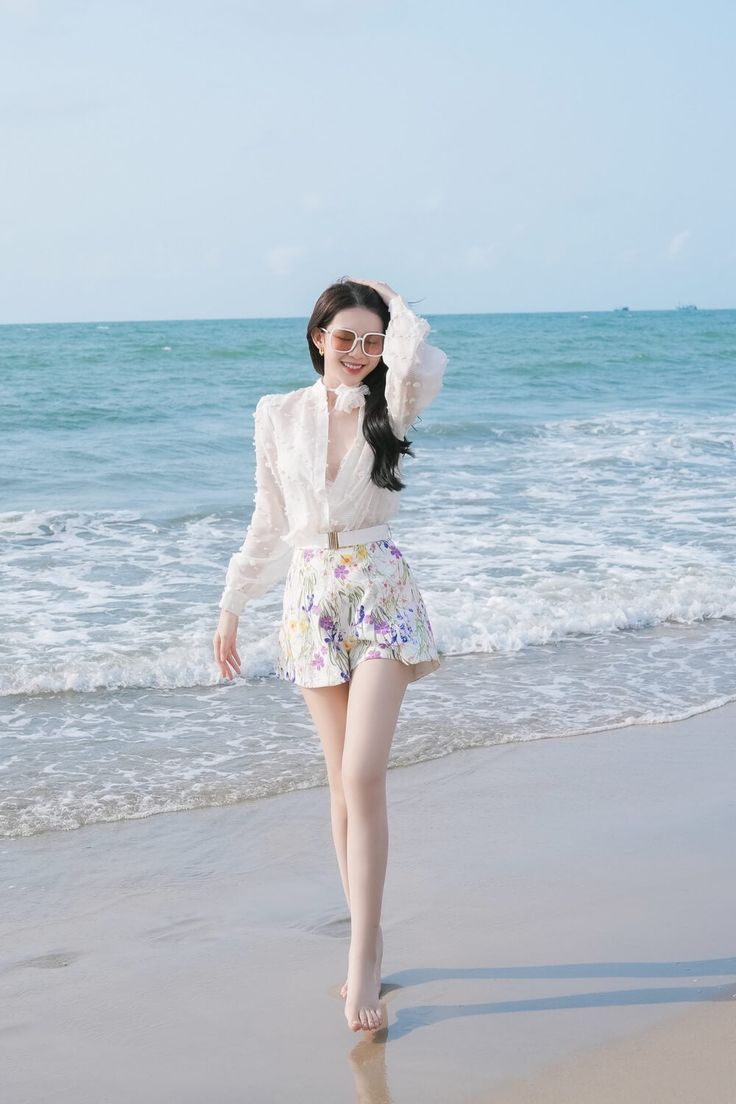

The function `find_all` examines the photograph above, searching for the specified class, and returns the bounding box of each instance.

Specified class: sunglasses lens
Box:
[329,330,386,355]
[332,329,356,351]
[363,334,385,356]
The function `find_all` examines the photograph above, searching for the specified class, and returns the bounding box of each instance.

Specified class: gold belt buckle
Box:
[327,529,340,550]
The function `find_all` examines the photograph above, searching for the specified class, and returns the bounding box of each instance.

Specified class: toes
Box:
[346,1004,383,1032]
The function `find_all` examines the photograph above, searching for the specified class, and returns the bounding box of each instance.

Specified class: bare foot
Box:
[341,923,382,1000]
[344,944,384,1033]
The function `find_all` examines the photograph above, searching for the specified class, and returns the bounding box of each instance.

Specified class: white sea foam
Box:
[2,310,735,837]
[2,401,736,700]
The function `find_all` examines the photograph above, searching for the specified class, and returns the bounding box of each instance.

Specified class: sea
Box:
[2,307,735,839]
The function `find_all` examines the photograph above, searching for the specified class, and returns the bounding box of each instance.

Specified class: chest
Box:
[325,406,362,484]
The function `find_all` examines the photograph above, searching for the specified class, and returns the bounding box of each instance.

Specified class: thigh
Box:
[300,682,350,790]
[342,658,412,786]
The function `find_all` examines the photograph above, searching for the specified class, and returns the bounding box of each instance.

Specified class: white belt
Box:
[293,522,391,550]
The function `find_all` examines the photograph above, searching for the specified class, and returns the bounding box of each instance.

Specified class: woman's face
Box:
[313,306,385,388]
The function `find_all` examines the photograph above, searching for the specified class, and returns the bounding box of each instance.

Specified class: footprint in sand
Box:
[20,951,81,970]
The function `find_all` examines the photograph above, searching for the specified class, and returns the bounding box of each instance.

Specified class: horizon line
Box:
[0,305,728,327]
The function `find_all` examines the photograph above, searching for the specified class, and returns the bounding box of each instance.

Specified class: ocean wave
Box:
[4,687,735,840]
[2,576,734,698]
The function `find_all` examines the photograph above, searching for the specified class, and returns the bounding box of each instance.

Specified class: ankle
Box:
[349,942,379,963]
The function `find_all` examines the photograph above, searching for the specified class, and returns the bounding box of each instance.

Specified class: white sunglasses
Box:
[319,326,386,357]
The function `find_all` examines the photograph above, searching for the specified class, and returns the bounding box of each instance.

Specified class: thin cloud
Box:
[301,192,325,213]
[266,245,305,276]
[668,230,691,259]
[0,0,39,14]
[463,244,499,271]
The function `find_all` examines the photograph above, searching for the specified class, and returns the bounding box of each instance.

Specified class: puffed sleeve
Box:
[382,294,448,436]
[218,395,293,617]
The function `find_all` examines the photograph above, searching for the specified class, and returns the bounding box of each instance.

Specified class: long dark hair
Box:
[306,277,414,492]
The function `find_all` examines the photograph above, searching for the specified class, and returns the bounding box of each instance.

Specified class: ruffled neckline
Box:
[314,376,370,413]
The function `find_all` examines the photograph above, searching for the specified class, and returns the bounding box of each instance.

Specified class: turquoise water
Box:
[2,308,735,837]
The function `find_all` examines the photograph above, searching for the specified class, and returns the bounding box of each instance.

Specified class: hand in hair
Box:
[347,277,399,307]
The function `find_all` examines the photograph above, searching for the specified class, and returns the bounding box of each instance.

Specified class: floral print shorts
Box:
[275,538,441,688]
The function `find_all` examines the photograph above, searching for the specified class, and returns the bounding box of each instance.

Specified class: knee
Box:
[341,767,386,805]
[329,787,348,819]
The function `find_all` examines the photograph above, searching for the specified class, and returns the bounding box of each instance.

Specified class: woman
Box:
[213,276,448,1033]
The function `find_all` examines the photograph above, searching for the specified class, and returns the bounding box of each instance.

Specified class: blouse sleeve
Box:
[382,294,448,436]
[218,394,292,617]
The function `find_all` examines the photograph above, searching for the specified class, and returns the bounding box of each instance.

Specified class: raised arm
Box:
[381,293,448,435]
[346,278,448,436]
[218,394,292,617]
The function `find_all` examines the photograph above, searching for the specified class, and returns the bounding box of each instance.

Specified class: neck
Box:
[321,376,366,391]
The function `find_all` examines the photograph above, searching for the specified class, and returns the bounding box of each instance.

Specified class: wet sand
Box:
[3,700,735,1103]
[479,993,736,1103]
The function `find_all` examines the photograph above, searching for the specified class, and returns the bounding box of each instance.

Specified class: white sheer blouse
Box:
[218,294,448,617]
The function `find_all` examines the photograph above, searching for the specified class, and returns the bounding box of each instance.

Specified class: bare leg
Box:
[299,680,383,999]
[299,681,351,907]
[342,658,412,1032]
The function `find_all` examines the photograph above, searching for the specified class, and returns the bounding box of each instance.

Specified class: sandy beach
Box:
[3,691,735,1103]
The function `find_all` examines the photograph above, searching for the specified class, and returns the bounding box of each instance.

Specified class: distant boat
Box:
[615,306,630,312]
[676,303,697,311]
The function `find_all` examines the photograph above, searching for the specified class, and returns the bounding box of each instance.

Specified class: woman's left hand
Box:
[347,277,399,307]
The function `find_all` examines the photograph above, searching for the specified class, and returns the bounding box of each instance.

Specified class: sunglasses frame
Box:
[318,326,386,358]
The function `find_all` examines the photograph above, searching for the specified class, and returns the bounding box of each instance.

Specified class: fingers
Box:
[213,632,242,681]
[213,633,231,680]
[348,277,396,306]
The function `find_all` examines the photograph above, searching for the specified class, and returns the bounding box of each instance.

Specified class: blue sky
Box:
[1,0,733,323]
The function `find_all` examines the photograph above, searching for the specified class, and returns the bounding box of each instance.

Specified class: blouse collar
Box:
[312,375,370,413]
